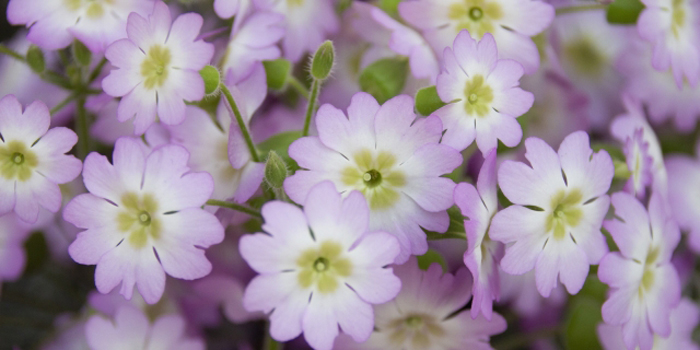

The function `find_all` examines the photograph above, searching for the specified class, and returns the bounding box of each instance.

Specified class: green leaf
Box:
[606,0,645,24]
[359,57,408,104]
[416,249,448,272]
[378,0,403,16]
[591,142,625,161]
[424,206,466,240]
[72,39,92,67]
[263,59,292,90]
[199,65,221,95]
[257,131,303,170]
[415,85,447,116]
[25,45,45,74]
[564,296,604,350]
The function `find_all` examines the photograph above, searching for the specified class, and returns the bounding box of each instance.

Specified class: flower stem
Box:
[302,79,320,136]
[88,58,108,84]
[50,93,77,115]
[555,3,608,15]
[74,97,89,159]
[0,44,26,62]
[287,76,309,99]
[205,199,262,218]
[219,83,261,163]
[264,320,283,350]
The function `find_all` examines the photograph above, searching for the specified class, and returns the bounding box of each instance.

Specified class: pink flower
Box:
[0,95,82,223]
[214,0,254,31]
[64,137,224,304]
[491,131,613,297]
[637,0,700,87]
[336,258,507,349]
[0,214,31,285]
[665,142,700,252]
[434,30,533,153]
[455,149,504,320]
[86,305,204,350]
[240,181,402,350]
[598,192,681,350]
[284,92,462,263]
[102,1,215,135]
[7,0,154,52]
[622,128,654,199]
[398,0,554,73]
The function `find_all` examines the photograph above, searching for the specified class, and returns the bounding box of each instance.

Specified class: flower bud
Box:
[199,65,221,95]
[26,45,45,74]
[72,40,92,67]
[264,151,288,189]
[310,40,335,81]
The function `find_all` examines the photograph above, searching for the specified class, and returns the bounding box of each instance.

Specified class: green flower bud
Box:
[310,40,335,81]
[263,59,292,90]
[199,65,221,95]
[264,151,288,189]
[72,40,92,67]
[26,45,45,74]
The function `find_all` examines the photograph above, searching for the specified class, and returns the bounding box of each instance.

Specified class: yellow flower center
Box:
[671,0,686,39]
[386,313,446,348]
[564,37,606,76]
[0,140,39,182]
[464,75,494,117]
[448,0,503,38]
[117,192,161,248]
[638,246,660,296]
[545,188,583,240]
[287,0,304,6]
[340,149,406,210]
[141,45,172,90]
[64,0,114,19]
[296,241,353,294]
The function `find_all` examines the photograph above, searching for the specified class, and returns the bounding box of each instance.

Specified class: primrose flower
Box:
[214,0,253,30]
[240,181,402,350]
[434,30,533,153]
[86,305,204,350]
[491,131,613,297]
[637,0,700,87]
[256,0,339,62]
[622,128,654,199]
[65,137,225,304]
[398,0,554,73]
[598,192,681,350]
[455,149,504,320]
[284,92,462,263]
[336,258,507,349]
[0,95,82,223]
[7,0,154,52]
[102,1,215,135]
[0,214,31,286]
[665,143,700,252]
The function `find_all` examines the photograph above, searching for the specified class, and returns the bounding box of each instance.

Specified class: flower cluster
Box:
[0,1,699,350]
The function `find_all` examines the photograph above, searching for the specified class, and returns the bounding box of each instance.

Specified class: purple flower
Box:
[665,142,700,252]
[214,0,254,31]
[455,149,504,321]
[7,0,155,52]
[398,0,554,73]
[86,305,204,350]
[0,214,31,286]
[64,137,224,304]
[284,92,462,263]
[598,192,681,350]
[102,1,215,135]
[336,258,507,349]
[598,298,700,350]
[0,95,82,223]
[434,30,533,153]
[240,181,402,350]
[622,128,654,199]
[257,0,339,62]
[637,0,700,88]
[491,131,613,297]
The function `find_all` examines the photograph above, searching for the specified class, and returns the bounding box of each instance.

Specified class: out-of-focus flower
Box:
[0,214,31,286]
[336,258,507,349]
[219,11,284,82]
[7,0,154,52]
[399,0,554,73]
[665,141,700,252]
[598,298,700,350]
[622,128,654,199]
[214,0,254,31]
[434,30,533,152]
[0,95,82,223]
[65,137,224,304]
[498,269,567,317]
[598,192,681,350]
[455,149,504,320]
[102,1,215,135]
[256,0,339,63]
[240,182,402,350]
[86,305,204,350]
[638,0,700,88]
[491,131,613,297]
[285,93,462,263]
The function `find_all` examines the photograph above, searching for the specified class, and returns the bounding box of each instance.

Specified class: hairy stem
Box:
[220,83,261,163]
[205,199,262,218]
[302,79,320,136]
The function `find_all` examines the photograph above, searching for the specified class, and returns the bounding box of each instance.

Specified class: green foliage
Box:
[263,59,292,90]
[415,85,447,116]
[378,0,403,16]
[417,249,448,272]
[25,45,45,74]
[72,40,92,67]
[199,65,221,95]
[424,206,466,240]
[310,41,335,81]
[563,275,608,350]
[606,0,645,24]
[359,57,408,104]
[257,131,303,170]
